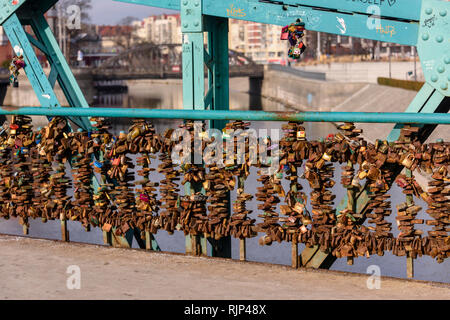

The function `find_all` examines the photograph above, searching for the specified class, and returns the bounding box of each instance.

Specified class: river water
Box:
[0,80,448,284]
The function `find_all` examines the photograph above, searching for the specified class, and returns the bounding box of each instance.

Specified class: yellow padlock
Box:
[367,167,380,180]
[401,153,414,169]
[297,130,306,139]
[322,152,331,161]
[351,177,361,188]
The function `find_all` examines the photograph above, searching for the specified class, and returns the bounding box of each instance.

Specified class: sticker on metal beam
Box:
[181,0,203,32]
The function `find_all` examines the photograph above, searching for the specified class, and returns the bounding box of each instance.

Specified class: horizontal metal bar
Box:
[0,107,449,124]
[114,0,420,45]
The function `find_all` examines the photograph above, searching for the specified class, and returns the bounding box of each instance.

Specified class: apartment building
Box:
[131,15,288,64]
[229,19,288,65]
[133,14,182,45]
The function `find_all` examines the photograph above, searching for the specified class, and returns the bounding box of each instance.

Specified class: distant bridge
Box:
[92,43,264,80]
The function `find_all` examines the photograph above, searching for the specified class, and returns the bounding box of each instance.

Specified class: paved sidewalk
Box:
[0,235,448,300]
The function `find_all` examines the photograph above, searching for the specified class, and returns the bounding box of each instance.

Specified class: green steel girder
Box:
[278,0,423,21]
[416,0,450,96]
[29,14,93,130]
[181,0,203,32]
[181,0,208,256]
[2,14,60,109]
[0,0,28,25]
[205,15,232,258]
[116,0,422,45]
[1,107,449,124]
[181,0,205,110]
[0,0,57,25]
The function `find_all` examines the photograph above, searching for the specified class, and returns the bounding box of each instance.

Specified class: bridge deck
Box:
[0,234,448,300]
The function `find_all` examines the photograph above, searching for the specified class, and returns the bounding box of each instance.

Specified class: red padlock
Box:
[112,157,120,166]
[280,26,289,40]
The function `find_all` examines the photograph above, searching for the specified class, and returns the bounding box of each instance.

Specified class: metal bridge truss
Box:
[94,43,261,80]
[0,0,449,276]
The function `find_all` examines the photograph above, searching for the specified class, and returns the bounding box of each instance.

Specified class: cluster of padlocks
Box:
[0,115,448,263]
[280,19,307,60]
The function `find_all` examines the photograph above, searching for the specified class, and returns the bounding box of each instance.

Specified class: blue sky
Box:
[89,0,177,25]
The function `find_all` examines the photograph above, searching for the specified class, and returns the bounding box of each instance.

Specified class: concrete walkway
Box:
[0,235,448,300]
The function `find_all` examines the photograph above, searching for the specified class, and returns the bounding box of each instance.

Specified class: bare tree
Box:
[50,0,92,23]
[118,16,138,26]
[110,16,140,51]
[47,0,93,62]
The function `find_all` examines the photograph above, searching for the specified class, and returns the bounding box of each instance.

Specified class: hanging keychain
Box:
[281,19,307,60]
[9,55,26,88]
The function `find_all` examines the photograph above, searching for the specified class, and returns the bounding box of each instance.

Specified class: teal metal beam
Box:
[416,0,449,97]
[205,15,232,258]
[387,85,445,142]
[115,0,421,45]
[0,0,27,25]
[205,15,230,129]
[48,67,58,89]
[25,32,48,55]
[116,0,423,20]
[280,0,423,21]
[114,0,179,11]
[181,0,208,256]
[29,14,93,131]
[181,0,205,109]
[1,107,449,124]
[2,14,60,108]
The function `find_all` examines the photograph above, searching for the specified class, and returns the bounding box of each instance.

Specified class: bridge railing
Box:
[0,106,448,277]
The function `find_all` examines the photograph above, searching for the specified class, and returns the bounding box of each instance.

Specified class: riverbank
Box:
[0,234,448,300]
